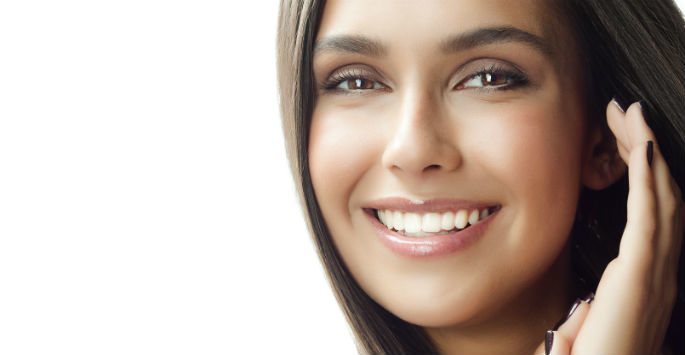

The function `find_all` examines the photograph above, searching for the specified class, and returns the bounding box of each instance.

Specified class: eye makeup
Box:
[454,62,529,91]
[318,65,386,93]
[318,60,530,95]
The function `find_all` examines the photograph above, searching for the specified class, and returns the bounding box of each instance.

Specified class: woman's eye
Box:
[334,77,384,91]
[455,70,527,91]
[320,67,387,94]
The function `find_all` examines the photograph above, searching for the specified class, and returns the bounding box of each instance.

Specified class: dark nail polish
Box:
[545,330,554,355]
[552,298,581,330]
[582,291,595,304]
[647,140,654,167]
[612,95,629,113]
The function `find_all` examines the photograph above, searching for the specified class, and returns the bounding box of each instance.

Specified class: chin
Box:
[378,288,493,328]
[396,305,483,329]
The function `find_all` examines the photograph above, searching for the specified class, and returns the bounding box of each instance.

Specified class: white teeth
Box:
[441,211,455,230]
[422,213,441,233]
[384,209,393,226]
[378,210,386,225]
[376,206,497,235]
[404,213,422,233]
[454,210,468,229]
[392,211,404,231]
[468,210,480,225]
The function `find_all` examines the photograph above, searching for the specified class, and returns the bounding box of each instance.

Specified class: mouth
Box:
[363,205,501,238]
[361,197,502,256]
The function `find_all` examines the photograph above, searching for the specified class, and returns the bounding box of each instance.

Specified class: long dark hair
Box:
[277,0,685,353]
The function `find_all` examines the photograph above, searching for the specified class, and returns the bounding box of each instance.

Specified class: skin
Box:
[308,0,682,354]
[545,103,684,354]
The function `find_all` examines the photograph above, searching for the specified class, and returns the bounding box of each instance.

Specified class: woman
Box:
[277,0,685,353]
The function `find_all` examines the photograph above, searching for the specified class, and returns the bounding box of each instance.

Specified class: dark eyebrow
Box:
[314,35,387,57]
[313,26,554,60]
[440,26,554,58]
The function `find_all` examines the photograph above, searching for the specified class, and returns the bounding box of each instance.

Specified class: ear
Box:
[581,123,627,190]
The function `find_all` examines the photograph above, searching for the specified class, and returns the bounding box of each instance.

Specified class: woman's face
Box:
[310,0,589,328]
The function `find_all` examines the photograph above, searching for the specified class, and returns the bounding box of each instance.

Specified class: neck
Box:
[425,243,576,355]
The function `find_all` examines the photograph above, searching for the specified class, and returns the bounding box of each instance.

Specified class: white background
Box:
[1,2,683,354]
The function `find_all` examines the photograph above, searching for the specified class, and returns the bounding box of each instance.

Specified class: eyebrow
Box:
[441,26,554,58]
[313,26,554,60]
[314,34,387,57]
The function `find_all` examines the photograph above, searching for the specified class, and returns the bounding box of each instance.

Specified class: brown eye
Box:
[457,72,510,89]
[454,67,528,91]
[336,77,382,91]
[482,73,508,86]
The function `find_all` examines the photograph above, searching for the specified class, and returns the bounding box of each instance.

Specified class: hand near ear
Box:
[533,99,684,355]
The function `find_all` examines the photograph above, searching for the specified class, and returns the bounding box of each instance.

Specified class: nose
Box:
[382,90,462,178]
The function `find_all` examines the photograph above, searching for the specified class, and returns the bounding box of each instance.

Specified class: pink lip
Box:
[362,198,501,258]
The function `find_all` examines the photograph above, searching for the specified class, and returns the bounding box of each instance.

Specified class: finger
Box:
[623,106,683,354]
[649,144,679,286]
[555,298,592,344]
[606,99,631,162]
[572,141,655,354]
[546,331,571,355]
[608,101,655,164]
[624,104,682,292]
[655,163,683,281]
[616,143,629,164]
[623,102,655,149]
[613,103,657,273]
[619,139,657,272]
[532,297,593,355]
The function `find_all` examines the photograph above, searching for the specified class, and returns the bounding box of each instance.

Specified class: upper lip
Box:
[362,197,500,213]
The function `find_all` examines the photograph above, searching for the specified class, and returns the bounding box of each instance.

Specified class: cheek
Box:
[489,111,582,191]
[308,107,382,220]
[477,104,584,251]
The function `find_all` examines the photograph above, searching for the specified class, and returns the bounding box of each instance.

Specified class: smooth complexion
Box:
[309,1,622,353]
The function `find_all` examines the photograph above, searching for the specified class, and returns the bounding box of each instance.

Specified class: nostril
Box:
[383,141,462,174]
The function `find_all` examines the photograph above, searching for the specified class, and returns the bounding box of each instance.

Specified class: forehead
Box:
[315,0,568,67]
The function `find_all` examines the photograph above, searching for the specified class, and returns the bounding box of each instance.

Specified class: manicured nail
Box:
[612,95,628,113]
[552,298,581,330]
[582,292,595,304]
[647,140,654,167]
[545,330,554,355]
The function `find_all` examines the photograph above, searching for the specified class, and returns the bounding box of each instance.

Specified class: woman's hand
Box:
[535,99,684,355]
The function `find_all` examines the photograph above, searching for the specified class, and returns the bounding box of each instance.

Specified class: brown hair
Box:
[277,0,685,353]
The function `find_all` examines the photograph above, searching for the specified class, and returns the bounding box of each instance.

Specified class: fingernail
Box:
[545,330,554,355]
[552,298,581,330]
[582,291,595,304]
[647,140,654,167]
[612,95,628,113]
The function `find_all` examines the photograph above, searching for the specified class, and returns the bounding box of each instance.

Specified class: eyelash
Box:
[320,64,529,94]
[320,67,382,93]
[461,64,529,91]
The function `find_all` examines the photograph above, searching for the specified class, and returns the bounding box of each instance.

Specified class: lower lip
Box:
[364,209,498,257]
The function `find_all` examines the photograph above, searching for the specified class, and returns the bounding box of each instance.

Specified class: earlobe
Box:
[581,125,627,191]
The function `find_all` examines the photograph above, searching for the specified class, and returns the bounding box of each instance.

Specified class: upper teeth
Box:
[377,208,492,234]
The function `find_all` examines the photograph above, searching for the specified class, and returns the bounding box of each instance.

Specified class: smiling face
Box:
[309,0,590,335]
